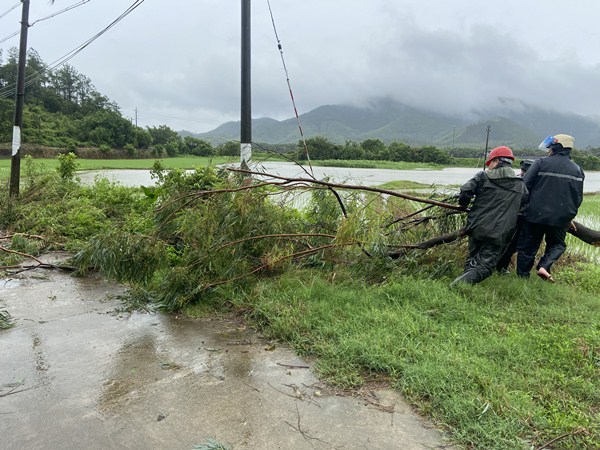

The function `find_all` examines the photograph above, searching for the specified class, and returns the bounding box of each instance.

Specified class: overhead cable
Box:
[266,0,313,175]
[30,0,92,26]
[0,30,19,45]
[120,106,224,125]
[0,0,145,99]
[0,1,92,49]
[0,2,20,21]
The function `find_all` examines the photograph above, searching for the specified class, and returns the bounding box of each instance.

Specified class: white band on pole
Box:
[241,142,252,165]
[12,126,21,156]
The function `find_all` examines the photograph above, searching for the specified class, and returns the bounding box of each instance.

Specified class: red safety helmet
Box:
[485,146,514,166]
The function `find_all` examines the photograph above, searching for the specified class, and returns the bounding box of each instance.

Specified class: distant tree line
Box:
[571,150,600,171]
[295,137,454,164]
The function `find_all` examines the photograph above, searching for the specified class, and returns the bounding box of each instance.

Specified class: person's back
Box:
[523,149,584,228]
[466,166,527,246]
[517,134,584,281]
[451,146,527,286]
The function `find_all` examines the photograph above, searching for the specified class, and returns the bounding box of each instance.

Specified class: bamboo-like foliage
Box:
[0,309,14,330]
[71,164,468,311]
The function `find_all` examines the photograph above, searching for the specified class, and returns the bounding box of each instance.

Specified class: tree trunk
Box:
[389,229,467,258]
[569,220,600,246]
[388,220,600,258]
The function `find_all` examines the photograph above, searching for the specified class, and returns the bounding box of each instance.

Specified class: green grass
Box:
[378,179,455,190]
[0,155,235,173]
[567,194,600,262]
[227,269,600,449]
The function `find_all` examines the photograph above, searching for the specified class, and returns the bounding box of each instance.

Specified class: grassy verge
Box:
[228,268,600,449]
[0,155,236,173]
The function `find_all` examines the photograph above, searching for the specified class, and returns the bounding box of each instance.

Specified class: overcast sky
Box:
[2,0,600,133]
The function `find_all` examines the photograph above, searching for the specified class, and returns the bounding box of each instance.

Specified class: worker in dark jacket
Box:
[451,146,528,286]
[516,134,584,282]
[496,159,534,273]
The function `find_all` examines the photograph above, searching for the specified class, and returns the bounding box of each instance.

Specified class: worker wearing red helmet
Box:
[451,146,528,286]
[495,158,534,273]
[516,134,584,282]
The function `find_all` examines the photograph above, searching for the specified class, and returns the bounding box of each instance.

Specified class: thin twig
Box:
[0,382,48,398]
[284,402,337,448]
[535,428,587,450]
[0,245,45,265]
[277,363,310,369]
[228,168,467,211]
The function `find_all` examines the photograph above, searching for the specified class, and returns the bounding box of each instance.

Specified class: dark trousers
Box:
[454,237,503,284]
[516,221,567,277]
[496,216,524,272]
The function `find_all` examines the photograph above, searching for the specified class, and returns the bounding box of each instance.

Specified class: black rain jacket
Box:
[459,166,528,246]
[522,151,584,228]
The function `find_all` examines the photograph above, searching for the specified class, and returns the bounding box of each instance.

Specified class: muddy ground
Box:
[0,254,455,449]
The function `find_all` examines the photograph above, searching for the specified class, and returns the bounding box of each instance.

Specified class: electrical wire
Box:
[0,2,20,21]
[0,0,145,99]
[119,106,225,126]
[266,0,313,175]
[0,31,19,45]
[30,0,92,26]
[0,1,91,47]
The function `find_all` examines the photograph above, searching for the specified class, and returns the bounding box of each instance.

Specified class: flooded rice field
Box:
[77,162,600,193]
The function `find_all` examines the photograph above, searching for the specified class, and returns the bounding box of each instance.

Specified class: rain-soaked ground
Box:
[1,253,455,450]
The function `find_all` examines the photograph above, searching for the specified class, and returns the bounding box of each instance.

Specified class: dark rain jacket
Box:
[458,166,528,246]
[522,151,584,228]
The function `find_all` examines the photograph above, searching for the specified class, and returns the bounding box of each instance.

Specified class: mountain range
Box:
[186,97,600,150]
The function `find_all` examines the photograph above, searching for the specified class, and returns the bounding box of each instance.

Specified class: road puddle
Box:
[0,256,453,449]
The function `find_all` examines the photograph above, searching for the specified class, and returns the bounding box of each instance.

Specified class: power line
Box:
[30,0,92,26]
[0,2,20,21]
[0,1,91,47]
[266,0,312,174]
[119,106,225,125]
[0,0,145,99]
[0,31,19,45]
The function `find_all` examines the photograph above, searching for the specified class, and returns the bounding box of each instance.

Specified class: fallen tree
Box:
[227,168,600,252]
[5,164,598,295]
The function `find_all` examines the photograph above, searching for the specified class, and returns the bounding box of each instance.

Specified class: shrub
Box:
[56,152,79,181]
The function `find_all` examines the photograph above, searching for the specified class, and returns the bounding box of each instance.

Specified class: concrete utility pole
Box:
[9,0,31,197]
[482,125,491,170]
[240,0,251,169]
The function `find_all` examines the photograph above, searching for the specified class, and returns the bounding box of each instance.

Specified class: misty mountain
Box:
[189,98,600,149]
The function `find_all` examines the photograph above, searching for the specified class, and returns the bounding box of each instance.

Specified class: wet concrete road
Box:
[1,258,454,450]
